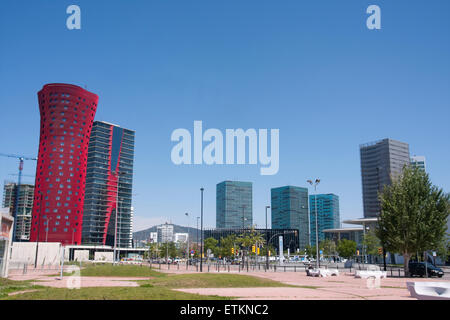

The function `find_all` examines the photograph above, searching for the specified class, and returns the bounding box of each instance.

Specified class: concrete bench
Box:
[407,282,450,300]
[354,270,387,279]
[307,268,339,277]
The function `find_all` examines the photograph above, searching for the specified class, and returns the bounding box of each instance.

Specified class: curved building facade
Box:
[30,84,98,245]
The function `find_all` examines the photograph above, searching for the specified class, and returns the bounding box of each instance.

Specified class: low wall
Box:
[9,242,62,268]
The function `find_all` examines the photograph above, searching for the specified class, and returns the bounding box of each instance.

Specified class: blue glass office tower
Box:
[82,121,135,248]
[271,186,309,250]
[216,181,252,229]
[309,194,340,247]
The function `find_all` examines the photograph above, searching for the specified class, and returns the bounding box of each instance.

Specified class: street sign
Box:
[190,250,195,254]
[432,251,437,257]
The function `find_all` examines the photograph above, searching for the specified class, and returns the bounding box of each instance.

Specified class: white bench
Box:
[307,268,339,277]
[407,282,450,300]
[355,270,387,279]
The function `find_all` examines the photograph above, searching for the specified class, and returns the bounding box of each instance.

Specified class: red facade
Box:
[30,84,98,245]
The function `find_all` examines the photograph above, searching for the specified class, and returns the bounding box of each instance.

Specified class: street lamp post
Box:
[307,179,320,269]
[185,212,190,262]
[200,188,204,272]
[265,206,270,270]
[241,205,247,267]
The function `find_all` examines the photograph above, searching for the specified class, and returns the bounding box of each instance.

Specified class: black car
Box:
[408,262,444,278]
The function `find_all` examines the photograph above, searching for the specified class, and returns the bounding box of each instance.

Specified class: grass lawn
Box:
[0,278,45,299]
[5,265,305,300]
[60,263,165,277]
[142,272,301,289]
[5,286,231,300]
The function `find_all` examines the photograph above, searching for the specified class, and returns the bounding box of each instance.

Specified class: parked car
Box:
[408,262,444,278]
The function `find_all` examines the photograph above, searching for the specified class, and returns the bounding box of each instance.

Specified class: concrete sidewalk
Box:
[160,268,450,300]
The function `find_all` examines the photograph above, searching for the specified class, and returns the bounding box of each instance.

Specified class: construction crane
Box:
[0,153,37,242]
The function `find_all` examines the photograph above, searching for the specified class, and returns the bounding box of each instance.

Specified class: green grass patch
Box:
[141,273,301,289]
[0,278,44,299]
[5,286,231,300]
[62,263,166,278]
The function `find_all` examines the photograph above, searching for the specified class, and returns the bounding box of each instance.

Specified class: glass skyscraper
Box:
[360,138,410,218]
[82,121,135,248]
[216,181,252,229]
[309,193,340,247]
[271,186,309,250]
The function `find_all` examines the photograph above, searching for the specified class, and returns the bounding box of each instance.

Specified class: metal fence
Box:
[147,259,409,277]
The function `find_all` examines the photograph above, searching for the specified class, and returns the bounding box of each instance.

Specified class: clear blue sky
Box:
[0,1,449,231]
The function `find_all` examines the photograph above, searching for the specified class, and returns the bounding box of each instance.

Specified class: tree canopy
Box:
[376,165,450,274]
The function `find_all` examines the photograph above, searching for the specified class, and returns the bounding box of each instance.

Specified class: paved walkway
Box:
[160,268,450,300]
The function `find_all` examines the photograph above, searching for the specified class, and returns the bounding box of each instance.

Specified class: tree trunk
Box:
[403,252,411,277]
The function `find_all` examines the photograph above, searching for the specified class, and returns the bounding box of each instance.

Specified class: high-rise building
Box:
[410,155,426,172]
[157,223,174,243]
[30,84,98,245]
[82,121,135,248]
[216,181,252,229]
[2,183,34,241]
[360,138,410,218]
[309,193,340,247]
[271,186,309,250]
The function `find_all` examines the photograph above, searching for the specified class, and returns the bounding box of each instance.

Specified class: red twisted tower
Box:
[30,84,98,245]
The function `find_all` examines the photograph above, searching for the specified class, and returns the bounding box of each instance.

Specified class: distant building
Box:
[216,181,252,229]
[174,233,188,243]
[360,138,410,218]
[271,186,309,250]
[309,194,340,247]
[157,223,174,243]
[82,121,135,248]
[148,232,158,243]
[410,155,426,172]
[204,228,299,253]
[3,183,34,241]
[323,227,364,250]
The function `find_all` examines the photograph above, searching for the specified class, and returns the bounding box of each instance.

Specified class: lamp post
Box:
[196,216,200,258]
[265,206,270,270]
[185,212,190,262]
[307,178,320,268]
[200,188,204,272]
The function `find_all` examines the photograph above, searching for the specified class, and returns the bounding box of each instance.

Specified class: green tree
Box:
[337,239,357,259]
[305,244,316,258]
[362,230,381,256]
[320,239,337,257]
[376,166,450,275]
[218,234,239,258]
[159,242,177,259]
[204,237,219,258]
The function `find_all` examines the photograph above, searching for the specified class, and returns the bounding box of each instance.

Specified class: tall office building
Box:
[82,121,135,248]
[2,183,34,241]
[30,84,98,245]
[216,181,252,229]
[360,138,410,218]
[410,155,426,172]
[309,193,340,246]
[271,186,309,250]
